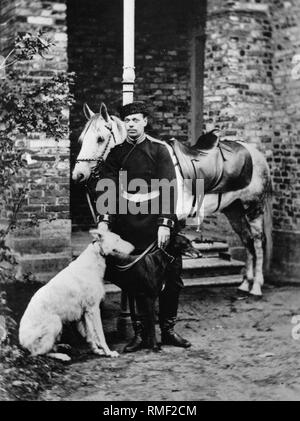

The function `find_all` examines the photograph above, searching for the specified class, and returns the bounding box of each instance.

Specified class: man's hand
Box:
[158,226,171,249]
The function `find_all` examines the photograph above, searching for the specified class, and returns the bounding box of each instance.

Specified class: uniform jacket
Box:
[97,135,178,251]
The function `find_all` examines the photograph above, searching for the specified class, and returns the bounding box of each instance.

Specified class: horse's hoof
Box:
[238,280,250,293]
[250,285,262,297]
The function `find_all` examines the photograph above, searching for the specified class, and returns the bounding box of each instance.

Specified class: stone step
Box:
[22,234,243,284]
[31,272,60,284]
[104,274,242,294]
[190,241,229,257]
[7,237,71,255]
[182,274,242,287]
[17,253,71,275]
[71,235,230,258]
[182,257,244,277]
[26,272,243,289]
[29,256,244,285]
[191,241,229,252]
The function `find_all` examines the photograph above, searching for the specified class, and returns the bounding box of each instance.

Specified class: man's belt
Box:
[121,190,160,203]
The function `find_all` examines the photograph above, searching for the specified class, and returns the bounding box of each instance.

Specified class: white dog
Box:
[19,225,134,360]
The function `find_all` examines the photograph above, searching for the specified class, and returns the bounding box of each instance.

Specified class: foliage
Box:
[0,34,72,400]
[0,31,74,189]
[0,31,75,265]
[0,344,66,400]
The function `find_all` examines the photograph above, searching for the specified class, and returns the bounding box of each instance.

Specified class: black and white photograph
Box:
[0,0,299,403]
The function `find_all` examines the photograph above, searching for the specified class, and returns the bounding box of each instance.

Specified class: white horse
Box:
[72,103,272,296]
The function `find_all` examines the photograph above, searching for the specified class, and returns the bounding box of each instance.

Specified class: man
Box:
[98,101,191,352]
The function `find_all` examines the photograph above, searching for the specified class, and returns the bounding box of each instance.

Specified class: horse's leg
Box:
[222,200,255,293]
[248,215,264,296]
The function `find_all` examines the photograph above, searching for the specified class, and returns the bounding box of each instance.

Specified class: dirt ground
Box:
[1,283,300,401]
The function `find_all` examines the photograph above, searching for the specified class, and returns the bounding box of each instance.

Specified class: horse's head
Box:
[72,103,127,182]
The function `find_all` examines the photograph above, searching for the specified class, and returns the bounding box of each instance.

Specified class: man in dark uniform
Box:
[97,101,191,352]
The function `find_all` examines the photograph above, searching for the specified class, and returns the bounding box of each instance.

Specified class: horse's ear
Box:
[100,103,110,123]
[83,103,95,120]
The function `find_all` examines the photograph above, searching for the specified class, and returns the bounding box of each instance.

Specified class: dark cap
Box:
[119,101,149,120]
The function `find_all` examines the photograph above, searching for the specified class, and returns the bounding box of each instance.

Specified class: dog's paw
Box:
[106,350,119,358]
[47,352,71,362]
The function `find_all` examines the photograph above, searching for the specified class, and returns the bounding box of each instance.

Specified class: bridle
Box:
[75,122,117,168]
[75,122,117,224]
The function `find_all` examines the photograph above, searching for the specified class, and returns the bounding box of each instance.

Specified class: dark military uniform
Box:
[97,101,190,350]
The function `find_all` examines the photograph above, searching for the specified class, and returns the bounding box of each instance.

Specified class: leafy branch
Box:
[0,31,53,70]
[0,31,75,270]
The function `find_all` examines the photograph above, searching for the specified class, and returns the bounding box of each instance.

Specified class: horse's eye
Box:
[97,136,103,144]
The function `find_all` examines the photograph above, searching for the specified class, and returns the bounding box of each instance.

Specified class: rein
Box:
[114,240,175,272]
[85,188,97,224]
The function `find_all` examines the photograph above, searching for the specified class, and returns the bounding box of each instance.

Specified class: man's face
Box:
[124,113,147,139]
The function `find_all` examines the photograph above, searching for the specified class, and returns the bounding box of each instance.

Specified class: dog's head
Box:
[168,234,201,258]
[90,224,135,256]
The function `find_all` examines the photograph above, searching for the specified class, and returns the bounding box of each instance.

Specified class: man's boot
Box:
[123,294,150,353]
[159,288,191,348]
[123,319,145,353]
[160,316,191,348]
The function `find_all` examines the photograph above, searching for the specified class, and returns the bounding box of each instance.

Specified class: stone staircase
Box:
[181,239,244,288]
[12,230,244,286]
[71,230,244,292]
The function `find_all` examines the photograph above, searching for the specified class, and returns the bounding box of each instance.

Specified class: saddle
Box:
[169,131,253,195]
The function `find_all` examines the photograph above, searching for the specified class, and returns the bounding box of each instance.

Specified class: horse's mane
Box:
[111,115,127,142]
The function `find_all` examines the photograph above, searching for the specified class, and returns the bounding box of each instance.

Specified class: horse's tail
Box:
[263,180,273,274]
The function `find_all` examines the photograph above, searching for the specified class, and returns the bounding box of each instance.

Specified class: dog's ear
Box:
[89,229,101,241]
[97,222,109,234]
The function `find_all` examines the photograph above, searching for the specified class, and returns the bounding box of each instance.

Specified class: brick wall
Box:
[204,0,273,147]
[201,0,300,278]
[270,0,300,280]
[68,0,204,227]
[1,0,72,282]
[199,0,274,256]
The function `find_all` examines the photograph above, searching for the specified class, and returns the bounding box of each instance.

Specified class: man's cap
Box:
[119,101,149,120]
